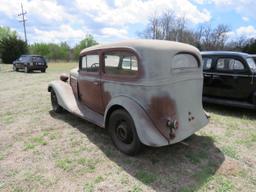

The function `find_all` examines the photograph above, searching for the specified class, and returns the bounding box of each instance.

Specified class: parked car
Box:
[202,51,256,109]
[48,40,209,155]
[13,55,48,73]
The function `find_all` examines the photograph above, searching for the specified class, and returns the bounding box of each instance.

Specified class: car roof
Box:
[20,55,44,57]
[201,51,251,58]
[80,39,198,55]
[80,39,202,81]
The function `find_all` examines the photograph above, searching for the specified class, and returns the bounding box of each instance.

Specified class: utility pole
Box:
[18,3,27,44]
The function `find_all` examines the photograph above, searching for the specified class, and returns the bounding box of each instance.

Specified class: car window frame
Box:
[213,56,249,74]
[202,56,214,71]
[101,48,141,81]
[79,50,101,76]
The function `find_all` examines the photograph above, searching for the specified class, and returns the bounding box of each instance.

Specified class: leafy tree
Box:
[73,35,98,59]
[29,42,71,61]
[0,26,17,40]
[29,43,50,57]
[0,35,28,64]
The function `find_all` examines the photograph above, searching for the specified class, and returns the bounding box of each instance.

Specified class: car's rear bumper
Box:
[28,65,48,70]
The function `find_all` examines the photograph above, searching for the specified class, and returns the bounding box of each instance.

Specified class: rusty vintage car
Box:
[48,40,209,155]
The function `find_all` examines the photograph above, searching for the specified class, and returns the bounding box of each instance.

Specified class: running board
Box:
[203,96,256,109]
[70,98,105,128]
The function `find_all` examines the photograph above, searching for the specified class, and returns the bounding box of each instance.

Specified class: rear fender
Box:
[104,96,168,147]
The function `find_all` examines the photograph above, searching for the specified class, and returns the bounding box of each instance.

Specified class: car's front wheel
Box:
[51,89,63,113]
[108,109,142,155]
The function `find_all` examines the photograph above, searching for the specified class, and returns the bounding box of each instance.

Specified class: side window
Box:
[203,58,212,70]
[104,51,138,76]
[216,58,245,71]
[81,54,99,73]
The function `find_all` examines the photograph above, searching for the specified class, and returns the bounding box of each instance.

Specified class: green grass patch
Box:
[135,170,157,184]
[0,153,4,161]
[83,182,94,192]
[24,143,36,150]
[77,158,98,173]
[185,150,208,164]
[2,112,15,124]
[216,176,234,192]
[56,158,73,171]
[222,146,239,159]
[32,136,47,145]
[130,185,143,192]
[95,176,104,184]
[24,135,47,150]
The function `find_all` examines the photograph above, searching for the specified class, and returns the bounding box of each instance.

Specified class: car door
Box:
[16,56,25,68]
[211,56,250,100]
[202,56,215,96]
[78,52,104,114]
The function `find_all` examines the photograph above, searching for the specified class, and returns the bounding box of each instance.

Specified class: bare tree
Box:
[193,24,230,50]
[140,10,188,42]
[139,10,231,51]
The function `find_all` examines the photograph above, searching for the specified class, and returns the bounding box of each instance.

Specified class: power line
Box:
[18,3,27,44]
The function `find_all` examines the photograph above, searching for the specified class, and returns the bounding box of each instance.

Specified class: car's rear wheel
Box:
[51,90,63,113]
[41,69,46,73]
[24,66,29,73]
[13,65,18,71]
[108,109,142,155]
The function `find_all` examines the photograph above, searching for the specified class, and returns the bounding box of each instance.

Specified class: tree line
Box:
[139,10,256,53]
[1,11,256,64]
[0,26,98,64]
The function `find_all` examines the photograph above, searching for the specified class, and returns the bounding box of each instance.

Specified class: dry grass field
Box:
[0,63,255,192]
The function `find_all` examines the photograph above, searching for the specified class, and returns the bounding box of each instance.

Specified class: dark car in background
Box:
[13,55,48,73]
[202,51,256,109]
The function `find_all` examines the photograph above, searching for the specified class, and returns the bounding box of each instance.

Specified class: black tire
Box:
[108,109,142,155]
[24,66,29,73]
[51,90,63,113]
[13,65,18,71]
[41,69,46,73]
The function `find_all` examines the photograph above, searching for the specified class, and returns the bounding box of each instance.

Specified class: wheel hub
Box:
[116,121,133,144]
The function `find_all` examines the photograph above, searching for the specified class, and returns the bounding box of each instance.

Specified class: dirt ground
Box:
[0,63,255,192]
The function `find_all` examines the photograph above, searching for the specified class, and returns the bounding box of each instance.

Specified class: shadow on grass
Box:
[2,70,44,74]
[50,111,224,192]
[204,103,256,119]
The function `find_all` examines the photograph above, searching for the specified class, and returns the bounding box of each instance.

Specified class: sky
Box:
[0,0,256,47]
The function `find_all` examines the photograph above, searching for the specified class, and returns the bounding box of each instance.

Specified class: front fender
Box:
[104,96,169,147]
[48,80,77,112]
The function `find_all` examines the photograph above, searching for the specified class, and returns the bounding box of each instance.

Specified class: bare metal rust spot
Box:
[148,95,177,141]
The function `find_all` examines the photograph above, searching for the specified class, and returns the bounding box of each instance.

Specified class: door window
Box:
[104,51,138,76]
[216,58,245,71]
[81,54,99,73]
[203,58,213,70]
[247,58,256,72]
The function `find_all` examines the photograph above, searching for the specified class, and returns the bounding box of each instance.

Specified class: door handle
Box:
[93,81,99,86]
[212,74,220,79]
[204,74,211,78]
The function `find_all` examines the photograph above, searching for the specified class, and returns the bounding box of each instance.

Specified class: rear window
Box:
[32,56,45,63]
[172,54,199,69]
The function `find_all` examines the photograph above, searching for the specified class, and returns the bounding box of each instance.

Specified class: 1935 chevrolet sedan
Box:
[48,40,209,155]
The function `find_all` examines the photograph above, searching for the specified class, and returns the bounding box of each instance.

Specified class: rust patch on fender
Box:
[148,95,177,141]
